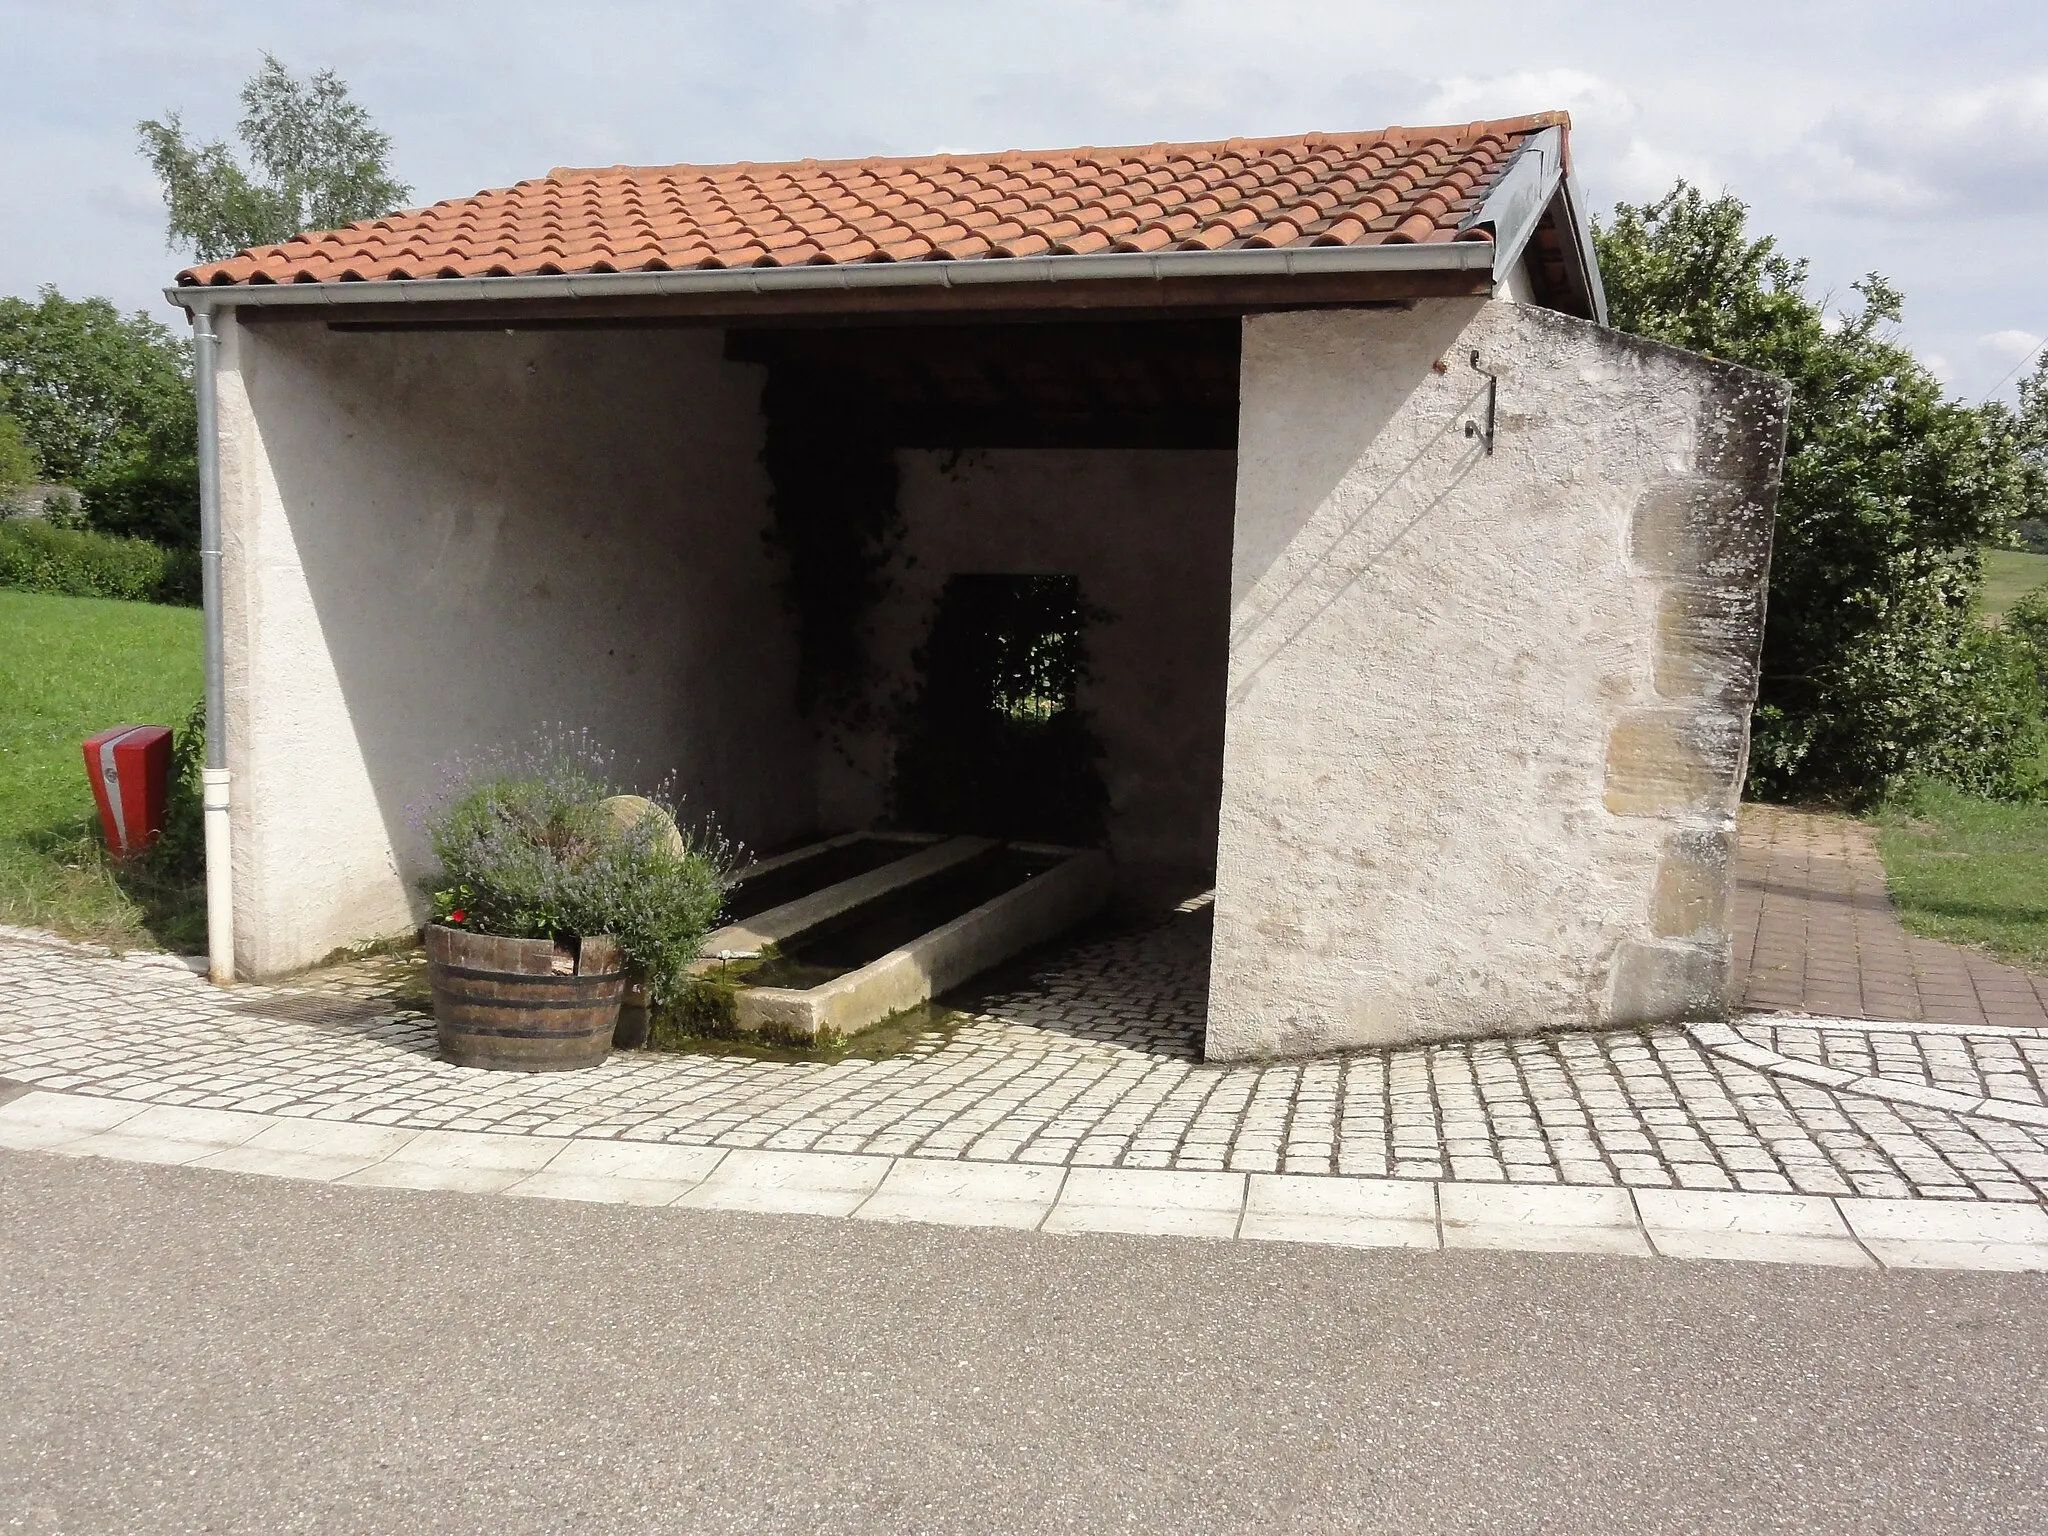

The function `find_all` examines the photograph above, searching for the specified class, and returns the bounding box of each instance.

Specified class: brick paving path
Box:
[1734,803,2048,1028]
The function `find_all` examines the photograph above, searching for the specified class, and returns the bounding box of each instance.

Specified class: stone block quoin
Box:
[1604,362,1790,1027]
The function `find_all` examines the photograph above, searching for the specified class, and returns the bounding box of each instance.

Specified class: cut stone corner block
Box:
[1685,360,1795,488]
[1601,711,1747,819]
[1604,937,1735,1028]
[1650,824,1736,943]
[1627,478,1773,590]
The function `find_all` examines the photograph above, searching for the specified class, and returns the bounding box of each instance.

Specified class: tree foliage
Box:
[138,53,410,262]
[1595,183,2034,803]
[0,289,196,547]
[0,405,36,490]
[1986,352,2048,551]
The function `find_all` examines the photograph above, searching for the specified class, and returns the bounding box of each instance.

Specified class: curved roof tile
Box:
[178,115,1564,287]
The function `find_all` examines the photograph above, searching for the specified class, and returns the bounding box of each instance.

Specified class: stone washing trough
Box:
[691,833,1111,1043]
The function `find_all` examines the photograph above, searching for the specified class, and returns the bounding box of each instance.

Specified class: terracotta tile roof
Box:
[177,114,1566,287]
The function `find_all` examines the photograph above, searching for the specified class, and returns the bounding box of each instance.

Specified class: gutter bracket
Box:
[1464,351,1497,455]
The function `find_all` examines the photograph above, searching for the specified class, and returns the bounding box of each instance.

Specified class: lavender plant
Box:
[416,732,732,1001]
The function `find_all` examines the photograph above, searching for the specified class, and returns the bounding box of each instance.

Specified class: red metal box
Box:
[81,725,172,857]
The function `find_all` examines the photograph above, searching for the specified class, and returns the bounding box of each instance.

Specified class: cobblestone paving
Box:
[4,913,2045,1206]
[1733,1017,2048,1105]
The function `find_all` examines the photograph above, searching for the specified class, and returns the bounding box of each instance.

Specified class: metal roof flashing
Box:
[1459,125,1563,264]
[1457,125,1605,323]
[1554,165,1611,326]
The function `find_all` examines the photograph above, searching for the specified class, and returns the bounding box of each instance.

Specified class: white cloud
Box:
[1777,141,1939,215]
[1605,138,1725,205]
[86,180,163,226]
[1982,329,2046,360]
[1419,68,1636,130]
[1783,72,2048,215]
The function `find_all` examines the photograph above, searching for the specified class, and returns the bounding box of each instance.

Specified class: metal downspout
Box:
[192,310,233,984]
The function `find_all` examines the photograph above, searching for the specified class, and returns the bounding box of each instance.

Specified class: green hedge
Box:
[0,518,198,605]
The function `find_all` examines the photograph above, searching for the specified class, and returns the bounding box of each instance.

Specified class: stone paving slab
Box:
[4,914,2048,1208]
[6,1089,2043,1271]
[1633,1186,1869,1268]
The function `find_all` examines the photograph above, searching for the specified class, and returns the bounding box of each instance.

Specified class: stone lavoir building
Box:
[169,111,1789,1061]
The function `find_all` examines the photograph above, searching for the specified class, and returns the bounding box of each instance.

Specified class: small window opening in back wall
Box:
[888,574,1109,846]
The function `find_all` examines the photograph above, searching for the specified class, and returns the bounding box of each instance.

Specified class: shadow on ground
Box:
[1,818,203,953]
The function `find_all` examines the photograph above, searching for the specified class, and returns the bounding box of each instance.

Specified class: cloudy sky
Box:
[3,0,2043,400]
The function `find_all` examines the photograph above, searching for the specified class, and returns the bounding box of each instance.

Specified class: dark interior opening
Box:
[890,574,1108,846]
[727,318,1241,449]
[738,317,1236,883]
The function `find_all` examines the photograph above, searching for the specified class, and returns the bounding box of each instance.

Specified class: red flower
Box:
[447,909,466,924]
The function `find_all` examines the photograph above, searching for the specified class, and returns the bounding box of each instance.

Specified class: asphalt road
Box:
[2,1150,2043,1534]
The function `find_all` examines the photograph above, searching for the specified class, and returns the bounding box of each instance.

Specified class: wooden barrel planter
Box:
[424,925,625,1072]
[613,980,653,1050]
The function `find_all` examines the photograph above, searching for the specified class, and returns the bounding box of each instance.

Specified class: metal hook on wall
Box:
[1464,350,1497,455]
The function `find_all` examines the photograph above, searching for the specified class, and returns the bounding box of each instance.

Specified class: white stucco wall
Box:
[214,316,808,977]
[818,448,1236,899]
[1207,300,1784,1060]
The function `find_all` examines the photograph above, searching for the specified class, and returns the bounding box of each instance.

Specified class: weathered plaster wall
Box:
[820,448,1236,899]
[1207,300,1787,1061]
[214,316,807,977]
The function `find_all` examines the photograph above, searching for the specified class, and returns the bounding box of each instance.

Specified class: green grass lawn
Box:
[1862,549,2048,972]
[1981,546,2048,623]
[1872,779,2048,972]
[0,589,204,950]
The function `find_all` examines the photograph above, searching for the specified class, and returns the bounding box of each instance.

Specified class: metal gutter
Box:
[161,238,1496,314]
[191,310,234,984]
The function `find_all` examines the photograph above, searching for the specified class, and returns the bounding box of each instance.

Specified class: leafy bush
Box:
[0,518,199,604]
[1988,351,2048,550]
[2004,587,2048,678]
[142,699,207,880]
[416,736,731,1001]
[0,289,198,551]
[0,409,36,489]
[1912,625,2046,799]
[1596,185,2029,804]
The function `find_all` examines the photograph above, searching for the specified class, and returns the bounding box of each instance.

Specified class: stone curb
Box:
[1690,1020,2048,1130]
[4,1088,2043,1272]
